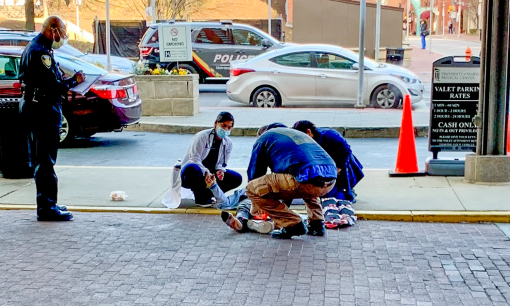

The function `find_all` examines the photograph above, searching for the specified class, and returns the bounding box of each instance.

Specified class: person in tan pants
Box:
[245,124,337,239]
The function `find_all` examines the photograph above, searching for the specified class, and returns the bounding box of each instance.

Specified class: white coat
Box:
[181,128,232,175]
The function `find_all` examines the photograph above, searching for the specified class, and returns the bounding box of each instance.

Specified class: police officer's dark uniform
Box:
[19,32,80,221]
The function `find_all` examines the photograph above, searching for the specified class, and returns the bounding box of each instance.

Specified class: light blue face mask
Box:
[216,127,230,139]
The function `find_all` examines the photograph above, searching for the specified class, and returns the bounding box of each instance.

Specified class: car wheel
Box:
[60,114,75,145]
[252,87,281,108]
[371,84,402,109]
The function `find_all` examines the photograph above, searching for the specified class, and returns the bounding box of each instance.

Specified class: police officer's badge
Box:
[41,55,52,69]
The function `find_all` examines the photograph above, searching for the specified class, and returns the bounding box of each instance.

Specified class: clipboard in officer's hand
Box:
[70,74,103,95]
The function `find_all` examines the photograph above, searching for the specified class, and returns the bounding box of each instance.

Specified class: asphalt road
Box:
[409,37,481,57]
[58,131,467,170]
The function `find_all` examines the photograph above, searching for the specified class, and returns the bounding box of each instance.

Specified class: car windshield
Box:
[57,44,85,57]
[55,53,106,76]
[340,48,380,69]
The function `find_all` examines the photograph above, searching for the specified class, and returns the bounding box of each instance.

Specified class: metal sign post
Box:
[356,0,366,109]
[429,0,433,54]
[375,0,381,62]
[406,0,410,41]
[106,0,111,72]
[426,56,481,175]
[158,24,193,63]
[268,0,272,37]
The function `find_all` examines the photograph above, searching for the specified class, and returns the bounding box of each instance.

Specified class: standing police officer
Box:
[19,16,85,221]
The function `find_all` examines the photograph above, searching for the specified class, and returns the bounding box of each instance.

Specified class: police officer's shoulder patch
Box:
[41,55,51,69]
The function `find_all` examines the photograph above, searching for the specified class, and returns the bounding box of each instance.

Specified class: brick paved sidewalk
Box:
[1,210,510,306]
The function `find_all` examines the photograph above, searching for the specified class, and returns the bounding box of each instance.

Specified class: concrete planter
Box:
[134,75,199,116]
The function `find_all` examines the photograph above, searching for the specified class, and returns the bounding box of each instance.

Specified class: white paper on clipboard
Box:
[69,74,103,95]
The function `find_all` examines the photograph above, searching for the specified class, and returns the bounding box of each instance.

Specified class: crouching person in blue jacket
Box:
[180,112,242,207]
[245,124,337,239]
[292,120,364,202]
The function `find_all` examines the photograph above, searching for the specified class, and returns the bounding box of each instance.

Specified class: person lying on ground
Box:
[205,173,274,234]
[292,120,364,203]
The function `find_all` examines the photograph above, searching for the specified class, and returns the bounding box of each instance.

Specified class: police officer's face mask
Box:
[52,28,68,50]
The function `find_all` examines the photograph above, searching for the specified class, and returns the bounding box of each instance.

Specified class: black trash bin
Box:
[0,99,33,179]
[386,47,405,66]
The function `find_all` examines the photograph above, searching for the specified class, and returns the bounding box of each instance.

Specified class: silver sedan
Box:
[226,44,424,108]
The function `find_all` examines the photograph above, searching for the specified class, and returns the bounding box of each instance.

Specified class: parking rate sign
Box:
[429,57,480,152]
[158,24,192,62]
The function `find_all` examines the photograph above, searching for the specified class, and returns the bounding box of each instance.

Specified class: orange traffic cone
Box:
[465,47,472,61]
[389,95,426,177]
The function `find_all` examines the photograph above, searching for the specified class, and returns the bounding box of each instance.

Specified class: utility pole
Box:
[406,0,410,41]
[429,0,434,54]
[106,0,112,72]
[465,0,510,183]
[457,2,462,38]
[268,0,272,37]
[375,0,381,62]
[76,0,81,31]
[356,0,366,109]
[151,0,157,24]
[25,0,35,31]
[442,2,445,36]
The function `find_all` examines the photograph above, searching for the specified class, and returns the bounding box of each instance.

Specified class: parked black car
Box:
[0,46,142,144]
[139,21,288,83]
[0,30,136,74]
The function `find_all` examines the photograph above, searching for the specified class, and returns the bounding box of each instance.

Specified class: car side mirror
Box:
[261,39,272,48]
[352,63,359,70]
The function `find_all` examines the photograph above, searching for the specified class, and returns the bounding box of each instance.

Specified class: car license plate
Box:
[127,87,134,99]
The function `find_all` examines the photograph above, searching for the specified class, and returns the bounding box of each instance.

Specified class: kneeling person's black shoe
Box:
[307,219,326,236]
[271,221,307,239]
[57,205,67,211]
[37,210,73,221]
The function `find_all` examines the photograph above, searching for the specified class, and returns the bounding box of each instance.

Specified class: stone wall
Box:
[134,75,199,116]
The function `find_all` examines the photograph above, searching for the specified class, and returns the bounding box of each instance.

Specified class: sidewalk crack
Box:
[0,181,34,200]
[446,177,467,211]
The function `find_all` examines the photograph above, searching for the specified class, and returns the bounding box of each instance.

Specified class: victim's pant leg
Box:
[180,163,213,202]
[421,35,426,49]
[236,197,252,220]
[216,169,242,193]
[32,125,60,214]
[246,174,305,229]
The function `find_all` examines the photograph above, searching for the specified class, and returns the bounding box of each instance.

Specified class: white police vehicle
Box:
[138,21,287,83]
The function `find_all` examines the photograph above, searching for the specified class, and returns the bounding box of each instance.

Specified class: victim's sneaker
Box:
[221,211,243,232]
[247,219,274,234]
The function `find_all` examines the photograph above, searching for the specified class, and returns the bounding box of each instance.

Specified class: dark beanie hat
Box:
[215,112,234,125]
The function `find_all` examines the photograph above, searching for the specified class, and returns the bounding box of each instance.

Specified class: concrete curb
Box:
[1,205,508,223]
[126,123,430,138]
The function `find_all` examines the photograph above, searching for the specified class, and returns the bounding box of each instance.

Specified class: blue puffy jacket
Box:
[247,128,337,182]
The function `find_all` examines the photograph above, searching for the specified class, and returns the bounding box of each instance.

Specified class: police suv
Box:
[138,21,286,83]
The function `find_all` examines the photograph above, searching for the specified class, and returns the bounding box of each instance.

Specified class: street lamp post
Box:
[429,0,433,54]
[268,0,272,37]
[375,0,381,62]
[356,0,366,109]
[442,2,445,36]
[406,0,410,41]
[106,0,111,72]
[457,1,463,38]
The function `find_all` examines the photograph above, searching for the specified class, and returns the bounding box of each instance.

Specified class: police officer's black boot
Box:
[307,219,326,236]
[37,205,73,221]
